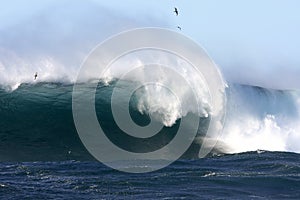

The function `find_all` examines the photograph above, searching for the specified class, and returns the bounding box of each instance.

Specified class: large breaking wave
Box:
[0,80,299,161]
[0,0,299,160]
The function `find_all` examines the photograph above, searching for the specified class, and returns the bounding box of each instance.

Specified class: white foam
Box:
[105,49,213,127]
[220,85,300,154]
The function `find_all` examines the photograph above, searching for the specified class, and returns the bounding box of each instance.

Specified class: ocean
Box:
[0,151,299,199]
[0,81,299,199]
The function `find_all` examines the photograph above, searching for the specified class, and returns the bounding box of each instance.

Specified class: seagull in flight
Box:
[174,7,178,16]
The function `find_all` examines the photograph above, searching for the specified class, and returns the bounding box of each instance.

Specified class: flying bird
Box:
[34,72,38,80]
[174,7,178,16]
[177,26,182,31]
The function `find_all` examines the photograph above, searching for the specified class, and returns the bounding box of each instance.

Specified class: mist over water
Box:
[1,0,300,91]
[0,0,167,90]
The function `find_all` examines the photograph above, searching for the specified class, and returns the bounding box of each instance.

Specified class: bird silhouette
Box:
[177,26,182,31]
[174,7,178,16]
[34,72,38,80]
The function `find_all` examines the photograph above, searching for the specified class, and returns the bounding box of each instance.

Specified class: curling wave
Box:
[0,81,299,161]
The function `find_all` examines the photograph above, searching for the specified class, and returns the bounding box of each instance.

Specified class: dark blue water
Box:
[0,151,299,199]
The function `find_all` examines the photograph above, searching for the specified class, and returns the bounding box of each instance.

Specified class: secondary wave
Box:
[221,84,300,153]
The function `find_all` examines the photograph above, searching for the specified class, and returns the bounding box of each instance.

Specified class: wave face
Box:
[0,83,91,161]
[0,82,299,161]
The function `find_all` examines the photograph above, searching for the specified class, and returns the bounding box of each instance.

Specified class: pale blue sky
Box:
[1,0,300,89]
